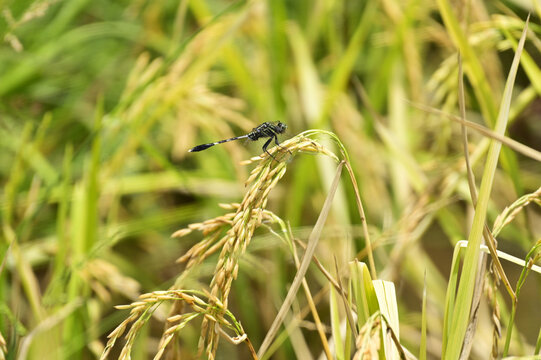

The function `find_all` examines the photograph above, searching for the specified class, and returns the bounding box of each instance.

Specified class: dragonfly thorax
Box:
[247,122,287,141]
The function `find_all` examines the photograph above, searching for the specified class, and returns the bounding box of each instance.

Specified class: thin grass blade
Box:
[444,15,529,359]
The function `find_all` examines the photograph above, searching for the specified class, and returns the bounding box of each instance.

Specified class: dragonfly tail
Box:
[188,134,249,152]
[189,143,215,152]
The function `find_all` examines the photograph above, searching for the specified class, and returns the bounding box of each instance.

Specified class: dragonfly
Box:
[189,121,289,159]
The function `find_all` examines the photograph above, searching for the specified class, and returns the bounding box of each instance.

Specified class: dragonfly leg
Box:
[273,134,292,155]
[262,137,277,160]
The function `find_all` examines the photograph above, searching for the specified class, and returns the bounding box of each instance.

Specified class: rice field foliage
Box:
[1,0,540,359]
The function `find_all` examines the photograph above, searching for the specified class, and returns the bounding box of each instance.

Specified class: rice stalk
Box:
[99,289,245,360]
[492,186,541,238]
[104,131,343,359]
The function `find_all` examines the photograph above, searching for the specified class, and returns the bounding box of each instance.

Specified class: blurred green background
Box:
[1,0,540,359]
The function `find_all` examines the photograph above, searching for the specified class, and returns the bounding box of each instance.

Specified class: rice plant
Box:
[1,1,540,359]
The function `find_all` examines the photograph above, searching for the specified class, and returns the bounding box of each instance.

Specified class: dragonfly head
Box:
[276,122,287,134]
